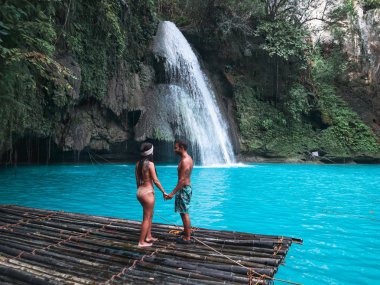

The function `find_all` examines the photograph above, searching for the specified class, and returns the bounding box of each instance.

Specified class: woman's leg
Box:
[138,193,154,246]
[146,195,158,242]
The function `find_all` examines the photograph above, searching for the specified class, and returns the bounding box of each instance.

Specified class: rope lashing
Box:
[0,211,59,230]
[4,220,114,263]
[155,213,302,285]
[156,214,302,285]
[168,229,182,235]
[192,235,303,285]
[101,241,176,284]
[87,150,100,165]
[247,268,255,285]
[91,151,116,164]
[273,236,284,256]
[155,213,200,235]
[168,227,200,235]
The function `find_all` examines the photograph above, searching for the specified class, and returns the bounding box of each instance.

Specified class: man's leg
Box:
[180,213,191,240]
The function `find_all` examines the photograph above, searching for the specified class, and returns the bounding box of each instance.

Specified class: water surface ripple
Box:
[0,163,379,284]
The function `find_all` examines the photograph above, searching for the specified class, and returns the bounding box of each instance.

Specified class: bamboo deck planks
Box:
[0,205,302,285]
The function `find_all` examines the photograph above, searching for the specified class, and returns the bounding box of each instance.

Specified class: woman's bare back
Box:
[136,160,154,188]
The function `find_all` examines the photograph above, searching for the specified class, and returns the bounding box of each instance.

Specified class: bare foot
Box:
[145,237,158,242]
[138,242,152,247]
[176,237,192,244]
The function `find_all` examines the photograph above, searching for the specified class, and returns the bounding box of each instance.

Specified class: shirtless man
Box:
[165,139,194,243]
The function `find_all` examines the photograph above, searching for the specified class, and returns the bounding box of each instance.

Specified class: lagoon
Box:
[0,163,379,284]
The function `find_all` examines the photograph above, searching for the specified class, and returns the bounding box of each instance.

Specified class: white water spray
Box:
[153,21,235,165]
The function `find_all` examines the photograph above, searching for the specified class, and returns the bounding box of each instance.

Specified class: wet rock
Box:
[58,104,129,151]
[134,86,175,142]
[103,61,153,116]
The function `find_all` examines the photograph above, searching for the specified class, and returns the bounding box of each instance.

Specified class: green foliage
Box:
[64,0,156,100]
[308,48,379,155]
[1,0,378,161]
[328,0,358,44]
[234,54,379,158]
[284,84,310,121]
[235,97,317,157]
[158,0,264,33]
[65,1,125,99]
[153,127,173,141]
[0,2,57,57]
[0,0,74,152]
[213,0,264,37]
[328,109,378,153]
[255,20,309,61]
[161,0,380,159]
[157,0,191,26]
[309,48,342,88]
[329,0,356,20]
[234,83,309,156]
[362,0,380,10]
[0,0,157,156]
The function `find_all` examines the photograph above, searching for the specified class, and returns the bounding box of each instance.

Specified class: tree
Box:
[0,0,73,162]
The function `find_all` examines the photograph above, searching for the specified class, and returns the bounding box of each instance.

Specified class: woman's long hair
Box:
[137,142,156,185]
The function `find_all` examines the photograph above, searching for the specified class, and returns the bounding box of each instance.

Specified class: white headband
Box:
[141,145,153,156]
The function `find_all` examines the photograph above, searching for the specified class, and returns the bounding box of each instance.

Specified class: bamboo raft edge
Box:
[0,205,302,285]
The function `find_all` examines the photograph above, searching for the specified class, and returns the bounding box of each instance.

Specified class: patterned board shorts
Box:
[175,185,192,214]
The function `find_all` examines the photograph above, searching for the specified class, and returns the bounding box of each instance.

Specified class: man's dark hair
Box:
[175,139,188,151]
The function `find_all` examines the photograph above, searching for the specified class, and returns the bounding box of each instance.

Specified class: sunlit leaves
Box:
[255,20,309,60]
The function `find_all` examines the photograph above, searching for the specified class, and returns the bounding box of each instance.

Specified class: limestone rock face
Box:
[306,3,380,138]
[338,6,380,138]
[103,61,131,116]
[341,6,380,84]
[305,2,379,84]
[362,9,380,84]
[56,55,82,100]
[54,60,156,153]
[103,61,154,116]
[134,85,177,142]
[58,105,129,151]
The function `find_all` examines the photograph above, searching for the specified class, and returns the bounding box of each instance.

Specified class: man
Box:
[165,139,193,243]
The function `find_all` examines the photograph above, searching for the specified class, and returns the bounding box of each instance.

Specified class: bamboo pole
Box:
[0,264,60,285]
[0,205,299,285]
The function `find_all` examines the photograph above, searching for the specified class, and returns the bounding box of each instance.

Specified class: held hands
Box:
[163,192,174,200]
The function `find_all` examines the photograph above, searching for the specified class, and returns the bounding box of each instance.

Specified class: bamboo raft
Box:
[0,205,302,285]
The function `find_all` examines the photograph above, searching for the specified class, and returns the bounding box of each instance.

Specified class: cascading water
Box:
[152,21,235,165]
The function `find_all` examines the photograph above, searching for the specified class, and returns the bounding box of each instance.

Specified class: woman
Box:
[135,142,166,247]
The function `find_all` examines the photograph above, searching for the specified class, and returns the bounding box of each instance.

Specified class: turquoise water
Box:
[0,163,379,284]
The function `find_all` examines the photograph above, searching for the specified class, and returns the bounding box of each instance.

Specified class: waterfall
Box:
[152,21,235,165]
